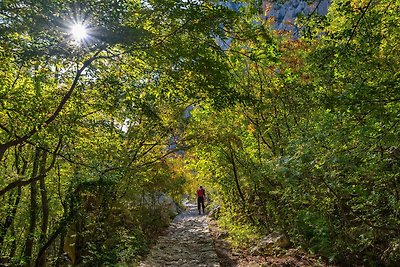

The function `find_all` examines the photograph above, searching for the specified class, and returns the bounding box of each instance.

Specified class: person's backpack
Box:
[197,188,204,197]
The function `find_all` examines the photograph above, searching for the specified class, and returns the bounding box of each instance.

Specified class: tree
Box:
[0,0,240,265]
[183,0,400,265]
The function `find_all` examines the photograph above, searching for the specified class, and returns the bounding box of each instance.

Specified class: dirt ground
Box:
[208,220,336,267]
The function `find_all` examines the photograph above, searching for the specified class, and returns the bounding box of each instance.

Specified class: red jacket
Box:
[197,188,205,198]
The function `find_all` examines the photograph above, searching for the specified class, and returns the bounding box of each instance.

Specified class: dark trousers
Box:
[197,196,205,212]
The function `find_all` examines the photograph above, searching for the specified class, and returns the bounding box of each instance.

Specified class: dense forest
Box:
[0,0,399,266]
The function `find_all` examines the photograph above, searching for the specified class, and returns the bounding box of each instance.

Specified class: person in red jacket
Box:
[197,186,206,215]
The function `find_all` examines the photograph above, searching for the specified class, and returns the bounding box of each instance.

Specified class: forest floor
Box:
[140,202,335,267]
[209,219,336,267]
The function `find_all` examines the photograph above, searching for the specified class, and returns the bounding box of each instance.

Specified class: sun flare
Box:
[71,23,87,41]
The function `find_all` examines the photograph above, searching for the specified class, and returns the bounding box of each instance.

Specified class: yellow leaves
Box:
[282,39,308,51]
[376,2,400,58]
[240,47,248,55]
[247,123,256,134]
[275,39,308,73]
[350,0,370,11]
[263,2,272,16]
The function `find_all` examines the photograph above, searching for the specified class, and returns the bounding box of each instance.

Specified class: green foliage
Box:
[0,0,240,265]
[183,0,400,266]
[1,0,399,266]
[217,207,262,250]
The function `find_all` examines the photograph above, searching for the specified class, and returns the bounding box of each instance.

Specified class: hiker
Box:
[197,186,206,214]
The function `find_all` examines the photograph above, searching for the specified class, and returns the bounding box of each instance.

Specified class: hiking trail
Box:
[140,202,219,267]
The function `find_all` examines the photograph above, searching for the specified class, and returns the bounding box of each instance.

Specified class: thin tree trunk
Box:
[0,139,61,198]
[0,188,20,265]
[37,151,49,266]
[228,144,256,224]
[23,148,41,267]
[0,186,22,247]
[0,146,27,249]
[229,147,246,204]
[35,181,84,267]
[0,146,27,265]
[9,225,17,260]
[54,231,66,267]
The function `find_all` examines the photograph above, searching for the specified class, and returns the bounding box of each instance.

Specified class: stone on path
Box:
[140,203,220,267]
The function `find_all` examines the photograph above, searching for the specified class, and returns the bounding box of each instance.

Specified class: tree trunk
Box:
[0,186,22,247]
[35,184,82,267]
[23,148,41,267]
[0,146,27,249]
[228,147,246,204]
[54,231,66,267]
[9,225,17,260]
[228,144,255,224]
[37,151,49,267]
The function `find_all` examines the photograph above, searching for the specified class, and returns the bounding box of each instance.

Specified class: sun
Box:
[70,23,88,41]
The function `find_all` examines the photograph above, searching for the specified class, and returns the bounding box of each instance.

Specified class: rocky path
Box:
[140,203,220,267]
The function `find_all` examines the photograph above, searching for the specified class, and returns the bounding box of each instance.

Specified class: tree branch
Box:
[0,47,105,161]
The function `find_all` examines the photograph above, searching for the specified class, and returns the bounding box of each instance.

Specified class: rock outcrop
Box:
[263,0,330,32]
[250,231,291,256]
